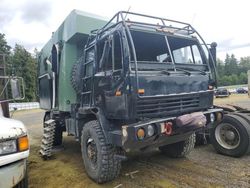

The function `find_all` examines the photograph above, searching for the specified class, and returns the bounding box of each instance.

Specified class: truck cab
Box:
[77,12,222,150]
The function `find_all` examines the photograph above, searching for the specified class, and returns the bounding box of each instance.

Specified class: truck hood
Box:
[0,116,27,139]
[136,73,209,96]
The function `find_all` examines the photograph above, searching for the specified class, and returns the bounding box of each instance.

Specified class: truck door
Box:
[81,46,95,106]
[96,32,125,117]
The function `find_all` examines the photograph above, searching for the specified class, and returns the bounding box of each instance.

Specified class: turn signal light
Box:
[208,85,214,90]
[216,112,223,121]
[137,128,145,140]
[115,91,122,96]
[18,136,29,151]
[138,89,145,94]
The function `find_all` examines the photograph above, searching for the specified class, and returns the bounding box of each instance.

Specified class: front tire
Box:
[159,133,196,158]
[210,114,250,157]
[81,120,121,183]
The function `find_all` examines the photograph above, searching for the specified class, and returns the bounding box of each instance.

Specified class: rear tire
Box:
[81,120,121,183]
[159,133,196,158]
[210,114,250,157]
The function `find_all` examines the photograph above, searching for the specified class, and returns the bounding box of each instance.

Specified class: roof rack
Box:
[93,11,197,36]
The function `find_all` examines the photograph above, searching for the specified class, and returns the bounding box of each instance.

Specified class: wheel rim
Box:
[86,137,97,168]
[215,123,240,149]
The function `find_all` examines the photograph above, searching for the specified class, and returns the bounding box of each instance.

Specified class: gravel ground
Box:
[13,94,250,188]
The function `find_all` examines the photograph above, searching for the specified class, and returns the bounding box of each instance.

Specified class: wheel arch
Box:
[78,107,112,143]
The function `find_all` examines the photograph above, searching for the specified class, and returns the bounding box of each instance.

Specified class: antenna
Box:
[124,6,131,20]
[191,13,196,25]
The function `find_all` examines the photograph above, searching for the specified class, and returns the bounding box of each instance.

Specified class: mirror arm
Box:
[0,78,10,98]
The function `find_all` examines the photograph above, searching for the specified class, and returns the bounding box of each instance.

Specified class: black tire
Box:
[71,62,84,94]
[210,114,250,157]
[81,120,121,183]
[159,133,196,158]
[195,133,206,145]
[44,112,63,146]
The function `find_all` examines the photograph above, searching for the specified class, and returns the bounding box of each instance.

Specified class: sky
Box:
[0,0,250,60]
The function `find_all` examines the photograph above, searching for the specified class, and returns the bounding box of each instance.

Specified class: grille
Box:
[136,94,201,118]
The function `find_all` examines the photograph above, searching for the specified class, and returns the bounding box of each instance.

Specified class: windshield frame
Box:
[128,28,211,73]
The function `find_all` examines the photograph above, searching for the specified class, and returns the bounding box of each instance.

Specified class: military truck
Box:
[38,10,223,183]
[0,54,29,188]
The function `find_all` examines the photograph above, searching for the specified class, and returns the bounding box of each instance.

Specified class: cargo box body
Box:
[38,10,106,111]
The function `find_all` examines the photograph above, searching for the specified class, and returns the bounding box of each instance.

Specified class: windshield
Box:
[130,30,208,70]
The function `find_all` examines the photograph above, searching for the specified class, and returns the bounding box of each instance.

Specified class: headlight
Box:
[147,125,155,137]
[0,140,17,155]
[210,113,215,123]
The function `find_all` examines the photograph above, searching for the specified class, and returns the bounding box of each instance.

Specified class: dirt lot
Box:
[13,94,250,188]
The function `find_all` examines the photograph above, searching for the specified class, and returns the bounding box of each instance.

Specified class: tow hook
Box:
[164,122,173,135]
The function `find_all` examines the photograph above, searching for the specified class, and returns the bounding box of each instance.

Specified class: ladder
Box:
[39,119,56,159]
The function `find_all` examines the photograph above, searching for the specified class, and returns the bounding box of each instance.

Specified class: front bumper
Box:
[0,150,29,166]
[0,159,27,188]
[111,108,223,151]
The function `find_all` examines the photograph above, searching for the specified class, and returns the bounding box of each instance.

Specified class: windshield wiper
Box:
[136,68,171,75]
[175,67,207,75]
[159,70,171,75]
[184,67,207,75]
[174,68,191,76]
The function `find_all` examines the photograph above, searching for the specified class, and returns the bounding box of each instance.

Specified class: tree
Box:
[216,58,224,76]
[0,33,11,55]
[11,44,37,101]
[239,57,250,74]
[238,72,247,84]
[224,54,238,76]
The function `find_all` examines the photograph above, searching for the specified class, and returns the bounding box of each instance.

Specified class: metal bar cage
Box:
[88,11,217,99]
[93,11,196,36]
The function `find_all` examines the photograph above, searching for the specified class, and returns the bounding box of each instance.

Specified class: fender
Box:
[78,107,112,143]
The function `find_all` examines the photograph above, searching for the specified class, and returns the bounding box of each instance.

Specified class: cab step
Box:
[39,119,56,159]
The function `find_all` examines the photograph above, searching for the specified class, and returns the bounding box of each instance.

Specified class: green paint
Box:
[38,9,107,111]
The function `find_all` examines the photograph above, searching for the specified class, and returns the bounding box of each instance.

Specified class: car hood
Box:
[0,116,27,139]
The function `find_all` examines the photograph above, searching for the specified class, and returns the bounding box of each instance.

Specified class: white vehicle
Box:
[0,104,29,188]
[0,55,29,188]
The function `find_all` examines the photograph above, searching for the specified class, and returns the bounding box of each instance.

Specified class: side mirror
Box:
[10,78,22,99]
[209,42,217,66]
[0,76,25,102]
[207,42,218,87]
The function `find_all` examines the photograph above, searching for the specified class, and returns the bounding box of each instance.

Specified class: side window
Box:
[192,45,203,64]
[113,32,123,70]
[97,32,123,71]
[86,48,94,63]
[97,36,113,71]
[85,48,94,77]
[85,63,93,77]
